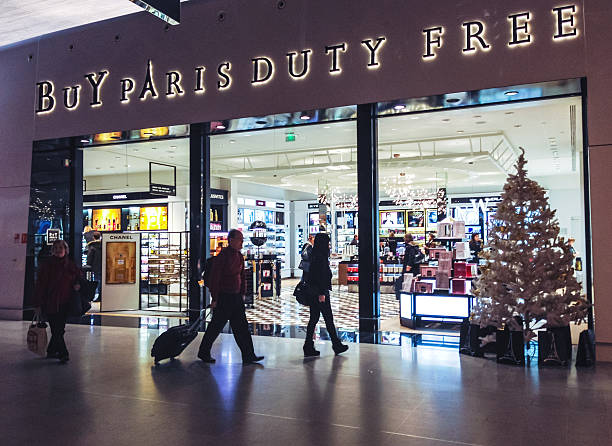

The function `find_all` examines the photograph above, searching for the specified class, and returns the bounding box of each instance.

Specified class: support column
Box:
[189,123,210,324]
[69,140,83,265]
[357,103,380,338]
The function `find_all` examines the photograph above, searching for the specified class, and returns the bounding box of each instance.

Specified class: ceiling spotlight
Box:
[476,121,486,125]
[216,124,226,130]
[170,145,177,149]
[80,138,90,143]
[151,147,157,150]
[394,104,406,110]
[323,125,331,129]
[457,130,464,134]
[514,124,522,128]
[300,114,311,120]
[505,90,519,96]
[442,118,451,123]
[229,139,236,144]
[473,115,482,119]
[505,111,514,115]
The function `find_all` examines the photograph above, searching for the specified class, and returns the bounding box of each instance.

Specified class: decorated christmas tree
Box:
[473,149,589,341]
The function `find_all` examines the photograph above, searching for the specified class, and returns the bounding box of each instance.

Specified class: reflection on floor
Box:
[3,320,608,445]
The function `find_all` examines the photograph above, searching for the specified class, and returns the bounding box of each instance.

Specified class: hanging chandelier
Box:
[384,174,437,208]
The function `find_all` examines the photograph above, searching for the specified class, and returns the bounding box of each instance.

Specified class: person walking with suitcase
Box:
[33,240,81,363]
[197,229,264,364]
[303,233,348,357]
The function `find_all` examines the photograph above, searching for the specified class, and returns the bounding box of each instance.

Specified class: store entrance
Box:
[80,126,191,314]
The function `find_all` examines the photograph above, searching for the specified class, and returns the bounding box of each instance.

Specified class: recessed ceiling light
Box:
[80,139,90,143]
[473,115,482,119]
[442,118,451,123]
[151,147,157,150]
[95,167,101,170]
[475,121,486,125]
[229,139,236,144]
[216,124,226,130]
[300,115,311,120]
[115,156,121,159]
[391,128,397,131]
[323,125,331,129]
[446,98,460,104]
[410,116,420,120]
[457,130,464,134]
[505,111,514,115]
[505,90,519,96]
[234,174,252,178]
[170,146,176,149]
[393,104,406,110]
[514,124,522,128]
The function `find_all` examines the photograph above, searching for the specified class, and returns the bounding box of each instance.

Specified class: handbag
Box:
[293,280,315,306]
[27,315,48,356]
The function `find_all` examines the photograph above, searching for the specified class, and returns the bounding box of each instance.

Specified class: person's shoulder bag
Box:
[293,280,316,306]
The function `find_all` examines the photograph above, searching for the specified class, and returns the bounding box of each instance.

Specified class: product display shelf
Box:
[140,231,189,312]
[399,244,478,328]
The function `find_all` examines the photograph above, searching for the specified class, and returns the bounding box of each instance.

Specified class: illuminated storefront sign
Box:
[35,5,580,115]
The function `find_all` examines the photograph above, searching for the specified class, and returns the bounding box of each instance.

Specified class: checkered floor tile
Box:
[245,283,399,330]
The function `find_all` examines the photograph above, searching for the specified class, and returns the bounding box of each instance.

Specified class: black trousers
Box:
[305,296,340,345]
[198,293,255,360]
[47,305,69,356]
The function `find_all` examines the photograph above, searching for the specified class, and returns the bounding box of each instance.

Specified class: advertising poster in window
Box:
[106,241,137,284]
[92,208,121,231]
[139,206,168,230]
[407,210,425,228]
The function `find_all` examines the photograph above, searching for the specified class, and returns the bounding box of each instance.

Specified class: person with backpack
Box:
[303,233,349,357]
[197,229,264,364]
[298,234,314,279]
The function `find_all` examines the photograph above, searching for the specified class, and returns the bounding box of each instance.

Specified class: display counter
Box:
[400,291,474,328]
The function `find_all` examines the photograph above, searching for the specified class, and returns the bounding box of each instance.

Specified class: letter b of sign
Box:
[36,81,55,113]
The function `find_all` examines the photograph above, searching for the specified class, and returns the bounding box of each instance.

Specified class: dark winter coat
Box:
[34,256,81,314]
[402,244,422,275]
[298,243,313,274]
[308,253,332,297]
[86,240,102,274]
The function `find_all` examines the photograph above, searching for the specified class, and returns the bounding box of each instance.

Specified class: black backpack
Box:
[201,256,216,289]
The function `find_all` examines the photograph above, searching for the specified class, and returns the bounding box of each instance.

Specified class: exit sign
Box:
[285,132,296,142]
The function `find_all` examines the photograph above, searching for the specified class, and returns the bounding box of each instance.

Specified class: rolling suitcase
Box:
[151,310,206,364]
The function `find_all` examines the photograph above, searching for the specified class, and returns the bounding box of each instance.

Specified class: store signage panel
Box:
[84,191,166,202]
[33,2,583,121]
[308,204,319,209]
[46,228,60,245]
[210,188,228,203]
[276,202,285,209]
[256,200,266,207]
[150,183,176,196]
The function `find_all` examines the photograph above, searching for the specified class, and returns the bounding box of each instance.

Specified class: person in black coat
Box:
[303,233,349,357]
[402,233,422,276]
[298,234,315,277]
[86,231,102,301]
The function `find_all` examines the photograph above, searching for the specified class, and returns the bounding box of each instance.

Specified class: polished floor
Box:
[2,320,610,445]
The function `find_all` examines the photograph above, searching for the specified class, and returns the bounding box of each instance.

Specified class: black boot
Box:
[332,343,348,355]
[303,341,320,357]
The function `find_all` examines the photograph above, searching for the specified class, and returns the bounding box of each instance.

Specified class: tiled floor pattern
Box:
[245,285,399,330]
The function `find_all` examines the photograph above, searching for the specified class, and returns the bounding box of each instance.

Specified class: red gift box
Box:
[454,262,467,278]
[420,266,438,278]
[452,278,466,294]
[415,281,433,293]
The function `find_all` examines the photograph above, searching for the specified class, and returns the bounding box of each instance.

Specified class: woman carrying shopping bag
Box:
[33,240,81,363]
